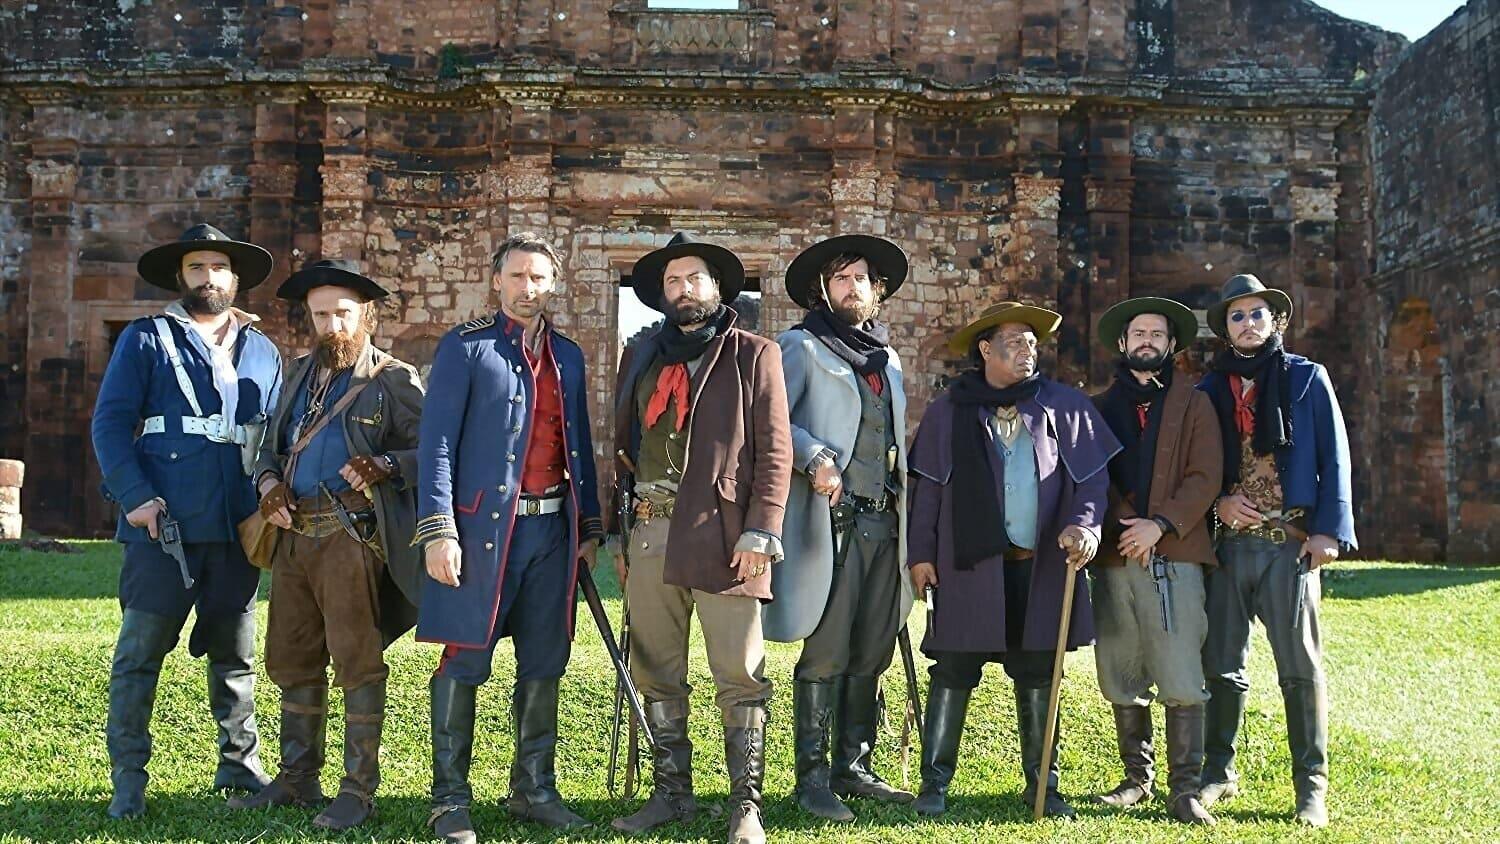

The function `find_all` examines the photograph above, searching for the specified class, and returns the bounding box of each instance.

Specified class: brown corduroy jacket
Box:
[1092,370,1224,567]
[608,311,792,599]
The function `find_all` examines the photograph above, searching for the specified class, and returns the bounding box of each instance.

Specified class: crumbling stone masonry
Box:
[2,1,1488,563]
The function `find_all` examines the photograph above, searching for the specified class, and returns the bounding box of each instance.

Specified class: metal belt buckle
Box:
[1268,527,1287,544]
[523,498,541,516]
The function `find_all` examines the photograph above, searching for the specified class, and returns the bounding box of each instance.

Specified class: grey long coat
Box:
[762,328,914,642]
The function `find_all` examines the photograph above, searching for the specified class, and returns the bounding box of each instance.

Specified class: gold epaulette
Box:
[459,316,495,335]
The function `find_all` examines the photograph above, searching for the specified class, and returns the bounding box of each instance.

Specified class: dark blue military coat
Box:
[414,315,603,648]
[91,307,283,544]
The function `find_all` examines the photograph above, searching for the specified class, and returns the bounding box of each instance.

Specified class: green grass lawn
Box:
[0,541,1496,842]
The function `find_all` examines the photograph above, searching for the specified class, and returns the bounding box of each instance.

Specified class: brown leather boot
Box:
[226,684,328,810]
[313,681,383,830]
[1165,705,1215,825]
[1092,704,1155,808]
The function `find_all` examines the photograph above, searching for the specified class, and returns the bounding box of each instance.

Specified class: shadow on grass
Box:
[1323,563,1500,601]
[0,788,1286,841]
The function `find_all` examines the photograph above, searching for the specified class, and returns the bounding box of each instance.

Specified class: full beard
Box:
[831,295,879,326]
[666,293,721,326]
[1126,346,1170,372]
[181,284,235,317]
[317,327,367,371]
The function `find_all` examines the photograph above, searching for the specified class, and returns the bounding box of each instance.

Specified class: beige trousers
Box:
[624,517,772,724]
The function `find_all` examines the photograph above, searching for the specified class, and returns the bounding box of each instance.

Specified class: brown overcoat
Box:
[1092,371,1224,567]
[609,311,792,599]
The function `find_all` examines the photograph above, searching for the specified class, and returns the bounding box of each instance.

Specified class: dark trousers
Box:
[120,540,260,624]
[436,512,573,685]
[928,558,1054,690]
[1203,534,1324,689]
[795,511,903,682]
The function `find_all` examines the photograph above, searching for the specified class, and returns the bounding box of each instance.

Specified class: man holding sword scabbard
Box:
[1088,296,1224,825]
[762,235,919,823]
[413,233,605,842]
[602,233,792,844]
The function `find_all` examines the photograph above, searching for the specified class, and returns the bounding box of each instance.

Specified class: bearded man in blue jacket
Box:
[91,224,284,819]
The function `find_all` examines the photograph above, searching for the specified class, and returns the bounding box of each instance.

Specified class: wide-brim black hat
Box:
[1097,296,1200,350]
[1207,274,1293,338]
[631,232,746,312]
[137,223,274,292]
[784,234,908,309]
[947,301,1062,356]
[276,258,390,302]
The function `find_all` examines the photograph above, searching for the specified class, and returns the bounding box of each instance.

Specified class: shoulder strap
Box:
[288,358,392,458]
[152,318,205,417]
[281,358,391,485]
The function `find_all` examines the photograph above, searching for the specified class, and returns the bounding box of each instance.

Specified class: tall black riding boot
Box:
[504,678,590,829]
[611,698,698,834]
[912,685,970,816]
[429,676,478,844]
[725,705,767,844]
[1284,681,1329,827]
[106,610,180,819]
[793,680,852,821]
[832,674,915,804]
[1199,678,1246,807]
[1016,685,1076,819]
[199,612,271,793]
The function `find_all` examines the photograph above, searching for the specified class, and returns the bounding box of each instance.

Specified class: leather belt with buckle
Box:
[1225,508,1308,544]
[518,495,565,517]
[634,498,675,522]
[846,493,896,514]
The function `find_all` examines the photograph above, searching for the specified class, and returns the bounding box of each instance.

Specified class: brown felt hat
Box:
[946,301,1062,357]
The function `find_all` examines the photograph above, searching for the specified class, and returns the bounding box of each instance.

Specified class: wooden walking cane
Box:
[1032,542,1081,822]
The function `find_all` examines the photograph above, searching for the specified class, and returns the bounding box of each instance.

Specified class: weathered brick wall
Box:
[1365,0,1499,563]
[0,0,1416,546]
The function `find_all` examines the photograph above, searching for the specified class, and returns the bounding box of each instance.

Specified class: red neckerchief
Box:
[1229,374,1257,437]
[645,363,690,432]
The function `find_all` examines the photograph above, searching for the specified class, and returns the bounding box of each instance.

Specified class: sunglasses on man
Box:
[1229,307,1271,324]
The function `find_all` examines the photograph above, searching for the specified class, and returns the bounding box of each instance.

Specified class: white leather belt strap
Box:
[517,495,565,517]
[141,414,248,445]
[152,318,206,417]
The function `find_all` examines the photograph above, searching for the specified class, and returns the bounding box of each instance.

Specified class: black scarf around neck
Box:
[797,305,890,376]
[1207,332,1294,491]
[657,304,732,365]
[948,371,1043,570]
[1098,359,1173,514]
